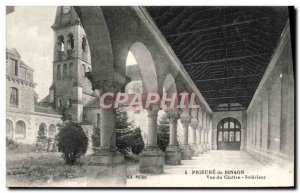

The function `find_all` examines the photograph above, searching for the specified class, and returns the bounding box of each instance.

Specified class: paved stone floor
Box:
[40,150,293,187]
[127,150,294,187]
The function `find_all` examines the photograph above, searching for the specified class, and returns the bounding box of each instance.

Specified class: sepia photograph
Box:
[5,5,295,188]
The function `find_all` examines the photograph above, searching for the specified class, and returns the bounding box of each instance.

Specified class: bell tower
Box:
[50,6,92,122]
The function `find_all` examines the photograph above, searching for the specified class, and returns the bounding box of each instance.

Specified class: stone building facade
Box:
[40,6,101,152]
[6,48,62,144]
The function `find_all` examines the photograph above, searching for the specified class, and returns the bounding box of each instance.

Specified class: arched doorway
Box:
[217,117,241,150]
[15,120,26,139]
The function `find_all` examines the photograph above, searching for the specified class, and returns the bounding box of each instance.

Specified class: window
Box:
[224,121,229,129]
[48,124,56,138]
[82,37,87,52]
[12,59,18,76]
[57,35,65,51]
[63,64,68,78]
[229,121,235,128]
[82,64,86,77]
[39,123,47,136]
[236,131,241,142]
[15,120,26,138]
[6,119,13,139]
[10,87,18,106]
[67,33,74,50]
[217,117,241,130]
[69,63,73,78]
[57,64,61,80]
[223,131,228,141]
[229,131,235,142]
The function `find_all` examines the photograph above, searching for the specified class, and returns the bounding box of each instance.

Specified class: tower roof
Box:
[51,6,81,30]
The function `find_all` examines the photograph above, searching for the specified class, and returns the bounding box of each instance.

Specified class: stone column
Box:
[212,128,217,150]
[87,80,126,187]
[200,128,206,152]
[196,123,203,154]
[201,112,207,152]
[206,130,211,151]
[205,116,211,151]
[140,104,164,174]
[180,115,192,160]
[165,111,181,165]
[190,118,199,156]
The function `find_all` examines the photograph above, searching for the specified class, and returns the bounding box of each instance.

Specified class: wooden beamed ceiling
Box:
[146,6,289,112]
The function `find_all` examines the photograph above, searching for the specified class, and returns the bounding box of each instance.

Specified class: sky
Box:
[6,6,137,101]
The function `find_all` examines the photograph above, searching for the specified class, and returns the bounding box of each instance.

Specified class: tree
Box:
[91,108,145,156]
[116,108,134,155]
[157,114,170,152]
[36,125,47,151]
[61,107,72,122]
[56,122,88,165]
[131,127,144,154]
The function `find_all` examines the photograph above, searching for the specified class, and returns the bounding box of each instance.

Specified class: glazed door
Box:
[217,117,241,150]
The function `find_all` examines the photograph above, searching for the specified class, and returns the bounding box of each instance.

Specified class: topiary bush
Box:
[36,125,47,151]
[56,121,88,165]
[131,127,144,155]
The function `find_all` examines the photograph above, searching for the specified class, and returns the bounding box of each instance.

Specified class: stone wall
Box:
[246,25,294,165]
[6,111,62,144]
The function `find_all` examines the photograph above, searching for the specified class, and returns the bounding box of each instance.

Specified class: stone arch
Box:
[57,35,65,51]
[162,74,178,111]
[216,117,242,150]
[67,33,74,50]
[82,36,88,52]
[56,64,61,80]
[63,63,68,78]
[69,63,73,77]
[15,120,26,138]
[128,42,158,94]
[6,119,13,139]
[73,7,114,81]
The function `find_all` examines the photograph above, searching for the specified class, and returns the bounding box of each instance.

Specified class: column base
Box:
[180,144,192,160]
[190,144,199,156]
[197,144,204,154]
[140,146,164,174]
[206,143,211,151]
[165,145,182,165]
[86,150,126,187]
[204,143,209,152]
[212,144,217,150]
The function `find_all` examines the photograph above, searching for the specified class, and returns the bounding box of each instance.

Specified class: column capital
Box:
[180,115,191,127]
[166,111,180,122]
[92,79,124,93]
[147,108,159,117]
